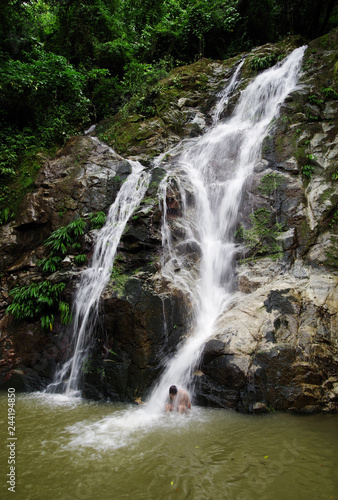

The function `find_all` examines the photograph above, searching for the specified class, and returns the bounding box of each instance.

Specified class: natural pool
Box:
[0,392,337,500]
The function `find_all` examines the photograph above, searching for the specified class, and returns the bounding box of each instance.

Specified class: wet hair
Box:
[169,385,178,395]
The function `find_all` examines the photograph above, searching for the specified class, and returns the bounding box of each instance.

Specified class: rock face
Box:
[0,136,127,272]
[0,136,190,399]
[195,29,338,413]
[0,29,337,412]
[196,261,338,413]
[0,136,132,391]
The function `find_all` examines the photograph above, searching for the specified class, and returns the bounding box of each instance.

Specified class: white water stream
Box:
[146,45,306,414]
[47,46,306,441]
[47,157,150,395]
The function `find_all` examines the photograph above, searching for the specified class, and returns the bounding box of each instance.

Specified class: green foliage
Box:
[88,211,107,229]
[235,224,244,240]
[249,54,277,72]
[142,196,158,206]
[6,281,69,330]
[46,0,121,67]
[0,207,14,226]
[237,173,285,258]
[58,301,72,325]
[258,173,284,197]
[38,256,63,273]
[322,87,338,99]
[301,154,317,178]
[40,314,55,331]
[115,60,169,118]
[0,0,41,56]
[111,266,129,296]
[38,218,87,274]
[96,367,105,378]
[0,47,90,206]
[180,0,241,59]
[305,109,320,121]
[241,208,284,258]
[81,356,93,375]
[122,61,167,97]
[308,94,324,106]
[0,47,90,133]
[74,254,87,266]
[84,68,122,119]
[302,164,315,178]
[242,0,275,43]
[45,218,86,254]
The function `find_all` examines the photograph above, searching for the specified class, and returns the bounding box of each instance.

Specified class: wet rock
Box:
[276,228,296,251]
[264,289,297,315]
[90,279,189,401]
[282,157,299,173]
[197,261,338,413]
[0,366,46,392]
[0,316,65,392]
[251,402,269,414]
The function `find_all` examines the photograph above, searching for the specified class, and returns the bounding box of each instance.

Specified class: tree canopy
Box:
[0,0,337,221]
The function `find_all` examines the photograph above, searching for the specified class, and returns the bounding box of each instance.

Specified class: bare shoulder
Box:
[179,389,191,403]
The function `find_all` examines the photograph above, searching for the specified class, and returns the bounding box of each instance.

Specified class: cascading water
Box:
[211,59,244,124]
[145,45,306,414]
[48,45,305,430]
[47,154,150,395]
[55,46,307,451]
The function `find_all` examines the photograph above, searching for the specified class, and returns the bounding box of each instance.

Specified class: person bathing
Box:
[165,385,191,414]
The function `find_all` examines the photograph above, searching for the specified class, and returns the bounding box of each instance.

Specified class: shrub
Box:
[88,211,107,229]
[302,164,315,178]
[322,87,338,99]
[249,54,277,72]
[38,256,63,274]
[74,254,87,265]
[45,218,86,254]
[301,154,317,178]
[38,218,87,274]
[6,281,71,330]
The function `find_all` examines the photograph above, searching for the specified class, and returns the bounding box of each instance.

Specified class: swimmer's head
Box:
[169,385,178,398]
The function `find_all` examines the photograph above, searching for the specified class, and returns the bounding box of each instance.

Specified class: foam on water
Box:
[65,405,208,451]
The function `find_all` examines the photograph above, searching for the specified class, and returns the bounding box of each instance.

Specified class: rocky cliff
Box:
[0,29,337,413]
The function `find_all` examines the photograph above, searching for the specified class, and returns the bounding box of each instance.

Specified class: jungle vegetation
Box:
[0,0,337,219]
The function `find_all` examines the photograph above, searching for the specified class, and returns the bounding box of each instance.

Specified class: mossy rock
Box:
[96,58,235,158]
[240,35,305,81]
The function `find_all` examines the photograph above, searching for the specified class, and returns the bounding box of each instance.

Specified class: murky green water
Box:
[0,392,337,500]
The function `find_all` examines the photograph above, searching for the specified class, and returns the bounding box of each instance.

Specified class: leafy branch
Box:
[6,281,71,330]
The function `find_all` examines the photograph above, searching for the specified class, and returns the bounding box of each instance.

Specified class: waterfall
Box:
[146,46,306,413]
[47,156,150,395]
[211,59,244,124]
[47,46,305,408]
